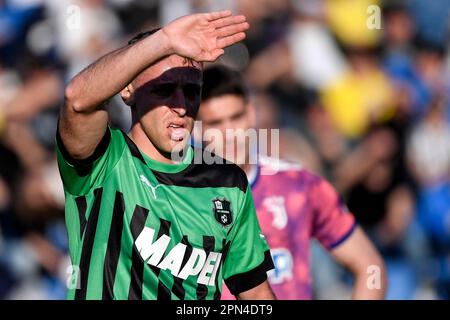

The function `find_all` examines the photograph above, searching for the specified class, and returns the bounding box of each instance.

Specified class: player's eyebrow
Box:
[230,109,246,120]
[204,109,246,126]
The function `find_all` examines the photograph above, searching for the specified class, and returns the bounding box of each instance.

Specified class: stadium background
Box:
[0,0,449,300]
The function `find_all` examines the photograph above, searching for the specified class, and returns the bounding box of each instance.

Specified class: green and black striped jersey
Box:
[56,126,273,300]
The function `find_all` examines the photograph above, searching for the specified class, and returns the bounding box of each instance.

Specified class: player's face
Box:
[132,55,202,154]
[198,94,253,164]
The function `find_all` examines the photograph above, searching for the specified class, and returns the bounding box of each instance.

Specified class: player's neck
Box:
[239,163,251,175]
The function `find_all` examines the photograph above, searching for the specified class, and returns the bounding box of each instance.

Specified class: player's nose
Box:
[170,88,187,116]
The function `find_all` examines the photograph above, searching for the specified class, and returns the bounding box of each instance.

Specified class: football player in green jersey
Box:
[57,11,275,300]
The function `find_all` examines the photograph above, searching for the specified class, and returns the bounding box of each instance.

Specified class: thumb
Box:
[209,48,225,62]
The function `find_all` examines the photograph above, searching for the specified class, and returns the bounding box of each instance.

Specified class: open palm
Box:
[162,10,249,62]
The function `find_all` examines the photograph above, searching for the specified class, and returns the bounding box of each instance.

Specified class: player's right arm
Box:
[59,10,249,160]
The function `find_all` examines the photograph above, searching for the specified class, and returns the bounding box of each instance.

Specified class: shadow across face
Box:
[128,66,203,156]
[132,66,203,121]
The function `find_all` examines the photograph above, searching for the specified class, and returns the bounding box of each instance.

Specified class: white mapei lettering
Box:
[135,227,171,266]
[208,253,222,286]
[157,242,187,276]
[178,248,207,280]
[135,227,222,286]
[198,252,222,286]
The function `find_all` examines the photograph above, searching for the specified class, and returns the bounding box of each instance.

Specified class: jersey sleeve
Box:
[310,177,357,250]
[55,126,126,196]
[223,185,274,296]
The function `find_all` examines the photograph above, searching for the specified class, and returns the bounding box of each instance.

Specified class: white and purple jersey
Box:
[222,157,356,300]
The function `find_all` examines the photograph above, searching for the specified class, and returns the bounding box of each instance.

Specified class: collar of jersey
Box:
[140,145,194,173]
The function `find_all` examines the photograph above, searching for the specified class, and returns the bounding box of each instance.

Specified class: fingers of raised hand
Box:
[216,32,246,49]
[205,10,232,21]
[211,15,247,29]
[216,22,250,38]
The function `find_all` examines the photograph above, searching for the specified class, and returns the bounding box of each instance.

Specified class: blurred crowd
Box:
[0,0,449,300]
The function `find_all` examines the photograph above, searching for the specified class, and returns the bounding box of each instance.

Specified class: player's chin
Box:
[167,137,190,157]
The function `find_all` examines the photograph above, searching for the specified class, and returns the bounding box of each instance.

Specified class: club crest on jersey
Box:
[212,198,233,227]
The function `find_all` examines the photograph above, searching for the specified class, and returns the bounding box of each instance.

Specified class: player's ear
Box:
[121,83,136,106]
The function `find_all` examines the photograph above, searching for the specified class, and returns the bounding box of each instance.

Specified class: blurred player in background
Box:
[197,65,387,299]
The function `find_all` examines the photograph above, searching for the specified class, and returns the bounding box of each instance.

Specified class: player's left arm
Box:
[330,226,387,299]
[236,280,276,300]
